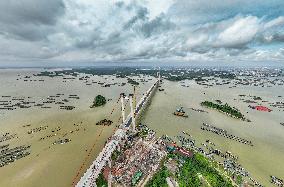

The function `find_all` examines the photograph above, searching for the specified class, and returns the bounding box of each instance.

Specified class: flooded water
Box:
[142,80,284,186]
[0,69,155,187]
[1,69,283,187]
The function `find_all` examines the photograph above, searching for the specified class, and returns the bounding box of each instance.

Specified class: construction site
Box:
[106,124,166,186]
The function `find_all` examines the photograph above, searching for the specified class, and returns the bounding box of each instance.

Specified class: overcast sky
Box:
[0,0,284,66]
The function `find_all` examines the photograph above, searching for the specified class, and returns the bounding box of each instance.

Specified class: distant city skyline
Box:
[0,0,284,66]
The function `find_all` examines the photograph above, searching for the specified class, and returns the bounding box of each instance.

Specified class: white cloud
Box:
[145,0,175,19]
[216,16,259,48]
[264,16,284,29]
[186,34,209,48]
[0,0,284,65]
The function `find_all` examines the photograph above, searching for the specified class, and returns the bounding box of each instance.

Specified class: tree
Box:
[91,95,107,108]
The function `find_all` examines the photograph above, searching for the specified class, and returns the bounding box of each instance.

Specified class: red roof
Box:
[103,166,111,180]
[254,106,272,112]
[174,147,193,158]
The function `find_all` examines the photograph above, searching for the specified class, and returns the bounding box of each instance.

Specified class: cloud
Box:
[0,0,65,41]
[0,0,65,25]
[264,16,284,29]
[215,16,260,48]
[0,0,283,65]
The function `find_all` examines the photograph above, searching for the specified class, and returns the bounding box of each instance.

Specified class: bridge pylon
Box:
[120,93,126,123]
[157,67,161,83]
[129,94,136,132]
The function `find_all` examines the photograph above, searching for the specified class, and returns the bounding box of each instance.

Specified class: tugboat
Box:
[173,107,188,118]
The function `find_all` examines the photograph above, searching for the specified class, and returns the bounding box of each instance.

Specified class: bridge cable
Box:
[71,96,121,186]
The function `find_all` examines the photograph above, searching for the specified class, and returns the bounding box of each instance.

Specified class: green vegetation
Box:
[137,126,149,138]
[35,70,78,77]
[146,152,235,187]
[236,175,243,185]
[91,95,106,108]
[127,78,139,85]
[111,149,120,161]
[177,154,234,187]
[201,101,244,120]
[96,173,108,187]
[253,96,262,100]
[167,75,190,81]
[138,130,148,138]
[35,67,237,82]
[145,165,170,187]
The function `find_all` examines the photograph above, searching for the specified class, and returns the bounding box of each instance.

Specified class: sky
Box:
[0,0,284,67]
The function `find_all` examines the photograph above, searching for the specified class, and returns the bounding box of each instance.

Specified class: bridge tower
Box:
[158,67,161,82]
[129,94,136,132]
[133,86,136,111]
[120,93,126,123]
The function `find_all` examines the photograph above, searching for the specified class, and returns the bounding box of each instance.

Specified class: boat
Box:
[173,107,188,118]
[96,119,113,126]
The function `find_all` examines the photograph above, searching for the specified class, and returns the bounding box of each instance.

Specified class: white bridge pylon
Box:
[120,93,126,123]
[120,93,136,132]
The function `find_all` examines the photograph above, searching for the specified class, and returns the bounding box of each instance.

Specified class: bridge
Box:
[76,75,160,187]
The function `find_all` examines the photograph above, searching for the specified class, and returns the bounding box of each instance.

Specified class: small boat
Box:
[173,107,188,118]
